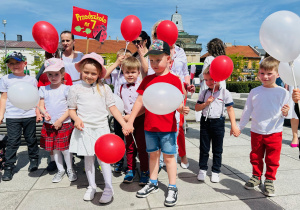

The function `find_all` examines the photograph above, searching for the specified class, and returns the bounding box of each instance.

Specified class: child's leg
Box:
[125,134,137,171]
[61,149,73,170]
[149,151,160,180]
[250,132,265,179]
[163,153,177,185]
[97,158,113,191]
[53,150,64,171]
[22,117,39,161]
[177,108,186,158]
[199,118,211,171]
[211,118,225,173]
[264,132,282,180]
[134,115,148,172]
[84,156,97,189]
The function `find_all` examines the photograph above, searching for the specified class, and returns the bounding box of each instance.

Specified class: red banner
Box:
[71,6,108,40]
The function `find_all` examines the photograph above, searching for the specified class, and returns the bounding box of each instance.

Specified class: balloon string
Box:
[205,82,216,121]
[290,61,300,113]
[118,41,130,80]
[37,106,54,125]
[131,133,138,149]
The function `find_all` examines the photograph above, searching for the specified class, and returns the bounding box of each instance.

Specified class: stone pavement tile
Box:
[222,156,252,174]
[18,183,149,210]
[146,176,230,208]
[223,136,250,147]
[280,147,299,159]
[0,169,43,192]
[270,194,300,210]
[222,145,251,158]
[154,198,283,210]
[0,191,27,210]
[204,174,265,200]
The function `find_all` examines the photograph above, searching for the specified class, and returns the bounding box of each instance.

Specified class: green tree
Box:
[101,53,117,66]
[228,53,246,81]
[27,48,45,73]
[0,55,11,75]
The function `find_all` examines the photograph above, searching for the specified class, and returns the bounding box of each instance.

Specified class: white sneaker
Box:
[180,162,189,169]
[52,170,65,183]
[99,188,114,204]
[83,186,96,201]
[211,172,220,183]
[197,169,207,181]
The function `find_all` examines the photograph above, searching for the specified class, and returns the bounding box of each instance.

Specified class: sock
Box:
[53,150,64,172]
[169,184,177,188]
[84,156,97,189]
[61,149,72,170]
[97,158,113,191]
[150,179,158,185]
[50,155,54,162]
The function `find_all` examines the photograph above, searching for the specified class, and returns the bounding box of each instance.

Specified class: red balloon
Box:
[94,134,125,164]
[32,21,59,53]
[156,20,178,46]
[120,15,142,42]
[209,56,234,82]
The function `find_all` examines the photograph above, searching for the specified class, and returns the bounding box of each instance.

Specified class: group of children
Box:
[0,36,294,207]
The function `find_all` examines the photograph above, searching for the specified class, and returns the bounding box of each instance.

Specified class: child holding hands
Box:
[68,53,129,203]
[124,40,189,207]
[195,65,239,183]
[237,57,290,197]
[39,58,76,183]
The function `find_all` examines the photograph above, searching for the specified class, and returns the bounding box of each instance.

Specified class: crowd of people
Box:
[0,27,298,207]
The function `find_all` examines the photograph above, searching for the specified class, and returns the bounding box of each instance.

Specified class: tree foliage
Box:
[227,53,247,81]
[27,48,45,72]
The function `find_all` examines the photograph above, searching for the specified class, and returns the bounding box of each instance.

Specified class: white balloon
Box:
[107,94,124,116]
[278,55,300,86]
[260,11,300,62]
[143,82,184,115]
[7,82,39,110]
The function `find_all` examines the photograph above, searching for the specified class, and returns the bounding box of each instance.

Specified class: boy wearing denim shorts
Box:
[0,52,41,181]
[124,40,189,207]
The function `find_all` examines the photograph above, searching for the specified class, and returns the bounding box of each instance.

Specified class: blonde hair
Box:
[202,65,210,75]
[151,20,163,40]
[260,56,279,72]
[122,57,141,71]
[117,48,132,57]
[80,58,105,96]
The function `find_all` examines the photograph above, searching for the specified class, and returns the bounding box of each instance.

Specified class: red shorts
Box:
[40,122,74,151]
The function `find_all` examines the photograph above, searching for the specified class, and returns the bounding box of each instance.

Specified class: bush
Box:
[226,81,261,93]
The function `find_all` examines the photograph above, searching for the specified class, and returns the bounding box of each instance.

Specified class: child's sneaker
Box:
[244,175,261,190]
[136,182,159,198]
[264,179,275,197]
[139,171,149,186]
[114,161,123,173]
[52,170,65,183]
[211,172,220,183]
[83,186,96,201]
[99,188,114,204]
[123,170,136,183]
[66,168,77,182]
[197,169,207,181]
[164,186,178,207]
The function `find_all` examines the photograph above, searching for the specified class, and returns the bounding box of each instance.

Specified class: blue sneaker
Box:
[114,161,123,173]
[139,171,149,186]
[123,170,136,183]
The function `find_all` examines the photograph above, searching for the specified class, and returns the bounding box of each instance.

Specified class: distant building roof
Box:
[0,40,42,49]
[201,45,261,59]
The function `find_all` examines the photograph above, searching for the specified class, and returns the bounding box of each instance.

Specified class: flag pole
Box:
[86,37,89,54]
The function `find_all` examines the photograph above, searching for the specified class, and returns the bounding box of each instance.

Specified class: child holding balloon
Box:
[195,65,239,183]
[116,56,149,185]
[67,53,129,203]
[236,57,290,197]
[38,58,76,183]
[0,51,41,181]
[124,40,189,207]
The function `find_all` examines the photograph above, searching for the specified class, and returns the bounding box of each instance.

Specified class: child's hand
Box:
[178,105,190,116]
[122,122,134,136]
[116,55,126,65]
[53,119,63,130]
[292,88,300,103]
[281,104,290,117]
[36,113,43,123]
[206,96,214,105]
[74,118,84,131]
[123,114,130,122]
[187,84,195,93]
[0,115,4,125]
[230,126,241,137]
[44,113,51,121]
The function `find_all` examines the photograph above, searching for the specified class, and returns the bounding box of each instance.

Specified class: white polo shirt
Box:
[116,82,140,114]
[197,87,234,119]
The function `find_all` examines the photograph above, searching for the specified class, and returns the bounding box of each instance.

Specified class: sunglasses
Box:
[132,40,143,45]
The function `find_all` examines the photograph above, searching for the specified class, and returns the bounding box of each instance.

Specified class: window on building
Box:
[244,61,249,69]
[103,57,107,65]
[34,56,40,62]
[176,21,178,24]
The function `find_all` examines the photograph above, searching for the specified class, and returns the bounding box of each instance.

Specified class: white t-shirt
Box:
[39,84,71,124]
[62,52,84,85]
[0,74,37,118]
[106,68,127,94]
[238,86,289,135]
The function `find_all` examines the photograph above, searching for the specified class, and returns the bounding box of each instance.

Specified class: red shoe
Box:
[290,143,299,148]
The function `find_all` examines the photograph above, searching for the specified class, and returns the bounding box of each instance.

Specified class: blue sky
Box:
[0,0,299,54]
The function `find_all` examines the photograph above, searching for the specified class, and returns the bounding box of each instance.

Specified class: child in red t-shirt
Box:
[124,40,189,207]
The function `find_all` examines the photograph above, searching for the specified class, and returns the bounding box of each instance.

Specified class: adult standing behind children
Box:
[0,52,41,181]
[61,31,84,85]
[235,57,290,197]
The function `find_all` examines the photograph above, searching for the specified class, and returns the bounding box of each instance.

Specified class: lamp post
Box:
[2,20,8,74]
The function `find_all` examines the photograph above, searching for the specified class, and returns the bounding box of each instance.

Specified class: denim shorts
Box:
[144,131,176,154]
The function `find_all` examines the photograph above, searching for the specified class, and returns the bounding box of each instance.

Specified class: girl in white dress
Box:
[68,53,129,204]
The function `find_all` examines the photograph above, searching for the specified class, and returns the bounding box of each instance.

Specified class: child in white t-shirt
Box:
[39,58,76,183]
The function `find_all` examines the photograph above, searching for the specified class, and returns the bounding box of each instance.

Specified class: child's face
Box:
[81,64,100,85]
[203,73,219,89]
[258,68,279,88]
[61,33,74,52]
[123,67,140,84]
[46,71,63,85]
[149,54,170,75]
[6,59,27,76]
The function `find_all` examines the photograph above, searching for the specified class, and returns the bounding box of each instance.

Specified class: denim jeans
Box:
[5,117,39,167]
[199,116,225,173]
